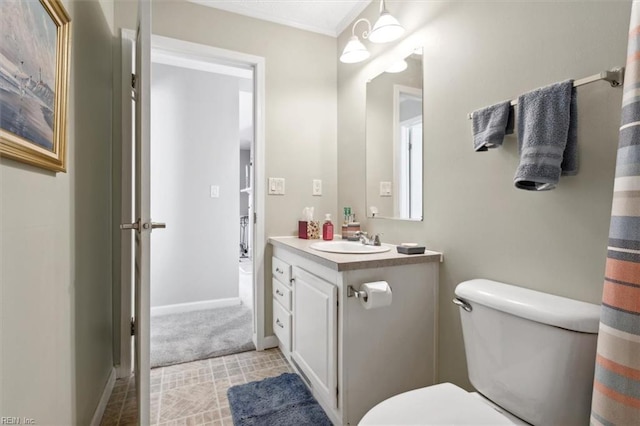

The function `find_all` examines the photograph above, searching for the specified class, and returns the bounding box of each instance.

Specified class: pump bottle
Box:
[322,214,334,241]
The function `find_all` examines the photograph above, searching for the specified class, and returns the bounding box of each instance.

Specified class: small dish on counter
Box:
[397,243,426,255]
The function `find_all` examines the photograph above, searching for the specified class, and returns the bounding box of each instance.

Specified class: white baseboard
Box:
[151,297,241,316]
[90,367,116,426]
[263,335,279,349]
[115,363,131,379]
[253,334,279,351]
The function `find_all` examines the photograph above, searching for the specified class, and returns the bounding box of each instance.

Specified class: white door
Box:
[120,1,155,424]
[291,266,338,408]
[134,1,151,422]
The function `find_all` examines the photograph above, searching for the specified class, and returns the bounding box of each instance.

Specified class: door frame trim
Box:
[117,29,134,379]
[118,30,268,376]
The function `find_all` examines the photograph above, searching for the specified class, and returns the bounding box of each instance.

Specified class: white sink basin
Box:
[309,241,391,254]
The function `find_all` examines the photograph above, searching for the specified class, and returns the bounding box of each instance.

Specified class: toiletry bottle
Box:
[342,207,351,239]
[323,214,334,241]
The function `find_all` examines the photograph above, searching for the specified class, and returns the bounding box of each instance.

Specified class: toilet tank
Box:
[455,279,601,426]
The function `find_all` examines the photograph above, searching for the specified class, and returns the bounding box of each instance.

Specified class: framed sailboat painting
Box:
[0,0,71,172]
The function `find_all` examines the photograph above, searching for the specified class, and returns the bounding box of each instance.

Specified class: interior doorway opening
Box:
[118,32,268,384]
[147,53,256,368]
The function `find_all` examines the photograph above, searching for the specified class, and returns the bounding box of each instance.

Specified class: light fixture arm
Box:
[351,18,372,40]
[379,0,387,13]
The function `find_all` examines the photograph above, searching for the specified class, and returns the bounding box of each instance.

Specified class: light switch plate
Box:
[312,179,322,196]
[268,177,285,195]
[210,185,220,198]
[380,181,392,197]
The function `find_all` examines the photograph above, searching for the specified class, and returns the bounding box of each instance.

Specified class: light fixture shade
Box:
[385,59,407,73]
[368,11,405,43]
[340,35,370,64]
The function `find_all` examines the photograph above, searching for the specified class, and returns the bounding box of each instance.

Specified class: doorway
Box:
[148,53,257,367]
[118,32,268,380]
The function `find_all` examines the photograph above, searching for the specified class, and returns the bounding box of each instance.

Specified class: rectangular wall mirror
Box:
[366,48,423,221]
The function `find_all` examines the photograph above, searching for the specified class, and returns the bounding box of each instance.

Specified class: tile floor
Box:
[100,348,292,426]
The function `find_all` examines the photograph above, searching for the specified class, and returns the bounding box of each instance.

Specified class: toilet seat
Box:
[359,383,517,425]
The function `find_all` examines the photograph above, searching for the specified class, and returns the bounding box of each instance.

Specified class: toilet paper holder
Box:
[347,285,368,302]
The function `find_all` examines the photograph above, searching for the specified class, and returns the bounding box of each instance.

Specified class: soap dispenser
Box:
[322,214,334,241]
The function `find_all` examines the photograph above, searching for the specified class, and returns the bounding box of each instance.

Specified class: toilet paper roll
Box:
[360,281,392,310]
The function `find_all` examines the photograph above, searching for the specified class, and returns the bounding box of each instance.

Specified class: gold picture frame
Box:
[0,0,71,173]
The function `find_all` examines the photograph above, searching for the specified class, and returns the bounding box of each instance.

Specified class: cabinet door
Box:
[272,299,291,352]
[291,266,338,408]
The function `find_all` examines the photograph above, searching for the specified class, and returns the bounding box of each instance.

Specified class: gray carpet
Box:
[151,304,255,368]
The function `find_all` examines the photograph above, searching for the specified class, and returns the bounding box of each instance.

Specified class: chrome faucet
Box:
[355,231,382,246]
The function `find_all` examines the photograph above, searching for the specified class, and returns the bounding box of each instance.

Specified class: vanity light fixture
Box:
[367,0,405,43]
[339,0,405,64]
[385,59,408,73]
[340,33,371,64]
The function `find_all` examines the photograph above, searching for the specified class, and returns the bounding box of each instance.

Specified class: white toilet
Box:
[360,279,601,425]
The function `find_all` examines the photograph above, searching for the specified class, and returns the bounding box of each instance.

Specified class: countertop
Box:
[268,236,442,272]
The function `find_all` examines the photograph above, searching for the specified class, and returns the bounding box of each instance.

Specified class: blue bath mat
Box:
[227,373,333,426]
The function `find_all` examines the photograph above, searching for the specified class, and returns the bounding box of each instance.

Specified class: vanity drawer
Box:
[273,299,291,352]
[273,278,292,311]
[272,256,291,284]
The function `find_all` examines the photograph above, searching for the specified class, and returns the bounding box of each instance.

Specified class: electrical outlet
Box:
[210,185,220,198]
[380,181,392,197]
[313,179,322,196]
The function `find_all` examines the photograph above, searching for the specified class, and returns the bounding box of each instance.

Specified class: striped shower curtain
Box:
[590,2,640,425]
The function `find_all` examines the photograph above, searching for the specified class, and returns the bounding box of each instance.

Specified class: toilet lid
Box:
[359,383,516,425]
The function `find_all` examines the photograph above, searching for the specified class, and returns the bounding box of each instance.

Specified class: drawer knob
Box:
[276,318,284,328]
[276,289,284,296]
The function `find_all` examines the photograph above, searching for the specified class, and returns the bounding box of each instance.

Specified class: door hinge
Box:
[131,73,136,89]
[253,212,257,224]
[336,386,339,400]
[130,317,136,336]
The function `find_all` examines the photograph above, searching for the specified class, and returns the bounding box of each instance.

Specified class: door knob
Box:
[142,221,166,230]
[120,220,166,231]
[120,219,140,230]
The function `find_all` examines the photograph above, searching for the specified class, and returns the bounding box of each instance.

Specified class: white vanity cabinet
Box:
[271,256,293,355]
[291,266,338,409]
[270,237,441,425]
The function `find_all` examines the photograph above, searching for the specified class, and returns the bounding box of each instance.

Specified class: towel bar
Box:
[467,67,625,119]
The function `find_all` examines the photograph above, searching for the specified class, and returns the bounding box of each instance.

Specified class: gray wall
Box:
[150,63,240,307]
[1,0,114,423]
[112,0,337,360]
[338,1,631,389]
